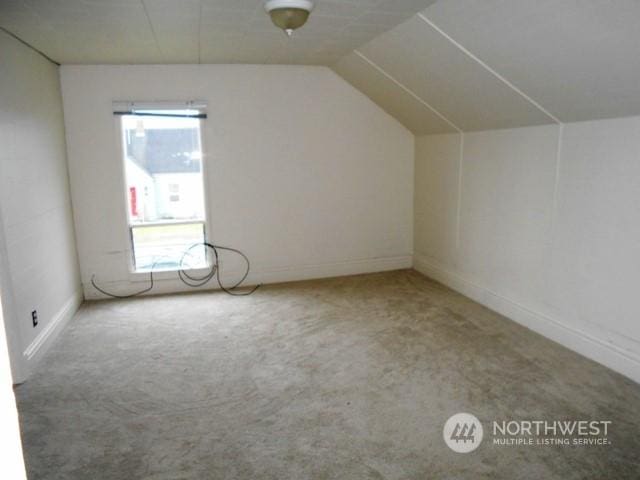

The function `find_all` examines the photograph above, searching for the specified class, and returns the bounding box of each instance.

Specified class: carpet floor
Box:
[15,270,640,479]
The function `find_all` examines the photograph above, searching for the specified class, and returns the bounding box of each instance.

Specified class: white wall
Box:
[0,289,27,479]
[60,65,414,298]
[0,31,82,383]
[414,118,640,383]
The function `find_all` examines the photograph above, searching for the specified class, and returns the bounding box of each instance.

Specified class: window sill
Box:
[128,265,212,283]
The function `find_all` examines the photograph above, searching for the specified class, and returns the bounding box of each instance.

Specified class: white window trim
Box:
[114,101,211,277]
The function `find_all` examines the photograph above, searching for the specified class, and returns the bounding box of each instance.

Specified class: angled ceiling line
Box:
[353,50,462,133]
[0,26,60,66]
[197,0,202,64]
[140,0,163,61]
[416,12,562,125]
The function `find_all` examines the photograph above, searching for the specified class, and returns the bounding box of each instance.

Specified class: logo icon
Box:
[443,413,483,453]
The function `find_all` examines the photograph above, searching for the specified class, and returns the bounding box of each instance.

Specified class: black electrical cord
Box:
[90,242,260,299]
[90,260,159,299]
[178,243,217,288]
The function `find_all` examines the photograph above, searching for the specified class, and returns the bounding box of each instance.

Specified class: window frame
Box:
[115,102,212,276]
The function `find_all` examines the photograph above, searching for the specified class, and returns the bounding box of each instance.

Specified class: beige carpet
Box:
[15,270,640,479]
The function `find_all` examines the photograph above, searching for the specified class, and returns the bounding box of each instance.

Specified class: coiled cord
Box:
[90,242,260,299]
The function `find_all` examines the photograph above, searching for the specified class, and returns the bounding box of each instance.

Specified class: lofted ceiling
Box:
[0,0,438,65]
[2,1,640,134]
[334,0,640,134]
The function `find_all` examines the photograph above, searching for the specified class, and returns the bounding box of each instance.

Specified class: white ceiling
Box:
[3,0,640,133]
[334,0,640,133]
[333,50,457,134]
[0,0,438,64]
[424,0,640,123]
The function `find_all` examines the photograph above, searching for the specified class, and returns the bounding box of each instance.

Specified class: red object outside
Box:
[129,187,138,217]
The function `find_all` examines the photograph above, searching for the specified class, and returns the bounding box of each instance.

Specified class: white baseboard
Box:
[413,254,640,384]
[84,255,413,299]
[21,290,83,378]
[246,255,414,284]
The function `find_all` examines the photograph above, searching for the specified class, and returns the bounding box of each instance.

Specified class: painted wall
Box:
[0,290,27,479]
[60,65,414,298]
[0,31,82,382]
[414,118,640,383]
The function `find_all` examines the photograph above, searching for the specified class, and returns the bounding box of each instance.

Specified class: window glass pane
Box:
[122,113,205,223]
[131,223,207,272]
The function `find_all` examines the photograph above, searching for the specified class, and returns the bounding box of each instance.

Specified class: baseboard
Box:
[246,255,414,284]
[84,255,413,299]
[413,254,640,385]
[22,289,83,377]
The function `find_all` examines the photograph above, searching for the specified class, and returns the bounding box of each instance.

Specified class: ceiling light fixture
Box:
[264,0,314,37]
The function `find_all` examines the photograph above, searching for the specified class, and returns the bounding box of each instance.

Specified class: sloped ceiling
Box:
[3,1,640,133]
[0,0,438,65]
[333,0,640,134]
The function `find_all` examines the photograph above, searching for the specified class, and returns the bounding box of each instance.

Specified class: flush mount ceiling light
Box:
[264,0,314,37]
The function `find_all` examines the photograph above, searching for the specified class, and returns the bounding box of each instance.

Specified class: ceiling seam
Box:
[416,13,562,125]
[455,132,464,249]
[0,25,60,66]
[549,123,564,249]
[197,0,202,64]
[353,50,462,133]
[140,0,163,61]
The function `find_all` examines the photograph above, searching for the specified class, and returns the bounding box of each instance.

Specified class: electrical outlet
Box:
[31,310,38,328]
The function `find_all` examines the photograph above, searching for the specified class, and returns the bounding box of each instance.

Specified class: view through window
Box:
[120,109,207,271]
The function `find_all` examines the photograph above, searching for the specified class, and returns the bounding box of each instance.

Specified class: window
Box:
[168,183,180,202]
[118,105,208,272]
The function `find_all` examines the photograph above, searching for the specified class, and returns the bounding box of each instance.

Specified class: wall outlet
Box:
[31,310,38,328]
